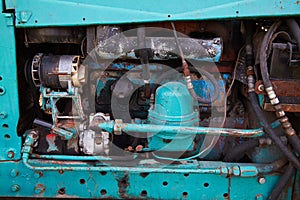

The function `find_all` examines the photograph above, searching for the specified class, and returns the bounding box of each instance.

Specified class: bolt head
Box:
[34,184,45,194]
[7,151,15,158]
[11,184,20,192]
[258,177,266,184]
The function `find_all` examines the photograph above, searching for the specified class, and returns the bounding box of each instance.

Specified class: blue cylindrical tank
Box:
[148,82,199,151]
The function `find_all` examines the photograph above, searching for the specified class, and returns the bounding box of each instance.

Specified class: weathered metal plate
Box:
[13,0,300,27]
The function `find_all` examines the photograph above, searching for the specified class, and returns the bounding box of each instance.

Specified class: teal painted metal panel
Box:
[0,161,295,199]
[14,0,300,27]
[0,9,21,160]
[3,0,16,10]
[230,176,280,199]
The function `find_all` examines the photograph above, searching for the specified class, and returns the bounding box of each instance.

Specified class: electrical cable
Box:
[171,22,220,104]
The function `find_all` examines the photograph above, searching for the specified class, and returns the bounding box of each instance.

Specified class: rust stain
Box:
[296,1,299,4]
[271,80,300,97]
[264,103,300,112]
[140,172,149,178]
[117,172,130,199]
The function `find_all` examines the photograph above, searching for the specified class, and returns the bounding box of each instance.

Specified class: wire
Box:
[171,22,220,104]
[151,45,245,161]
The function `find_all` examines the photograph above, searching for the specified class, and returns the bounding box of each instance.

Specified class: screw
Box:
[11,184,20,192]
[7,151,15,158]
[258,177,266,184]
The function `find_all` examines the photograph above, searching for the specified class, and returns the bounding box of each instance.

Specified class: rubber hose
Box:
[260,20,282,88]
[249,92,300,170]
[286,19,300,49]
[223,139,258,162]
[269,163,295,200]
[259,20,300,156]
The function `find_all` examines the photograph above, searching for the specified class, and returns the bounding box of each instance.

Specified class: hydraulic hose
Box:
[259,19,300,156]
[285,19,300,50]
[269,163,295,200]
[245,20,300,170]
[249,92,300,170]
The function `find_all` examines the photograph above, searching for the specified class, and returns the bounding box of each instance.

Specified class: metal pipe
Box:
[97,120,280,138]
[33,118,75,140]
[30,154,137,161]
[31,154,112,161]
[33,118,52,129]
[21,134,286,175]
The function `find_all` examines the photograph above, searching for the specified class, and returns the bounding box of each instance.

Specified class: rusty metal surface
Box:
[271,80,300,97]
[263,103,300,112]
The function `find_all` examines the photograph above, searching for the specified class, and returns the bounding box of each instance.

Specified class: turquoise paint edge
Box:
[0,8,21,160]
[13,0,300,27]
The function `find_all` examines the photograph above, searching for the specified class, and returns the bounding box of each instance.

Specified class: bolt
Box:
[10,169,19,177]
[11,184,20,192]
[7,151,15,158]
[34,184,45,194]
[0,112,7,119]
[257,84,265,92]
[258,177,266,184]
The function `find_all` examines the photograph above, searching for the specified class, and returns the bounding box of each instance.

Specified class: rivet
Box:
[34,171,43,179]
[11,184,20,192]
[34,184,45,194]
[10,169,19,177]
[258,177,266,184]
[0,112,7,119]
[0,86,5,95]
[7,151,15,158]
[256,194,264,200]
